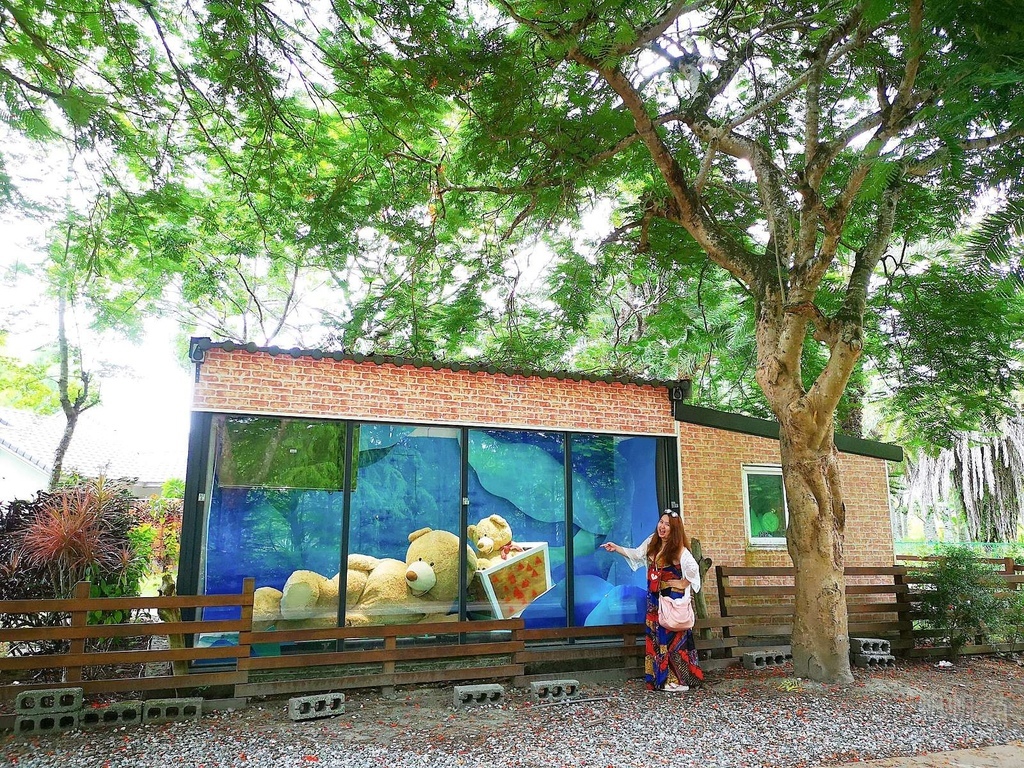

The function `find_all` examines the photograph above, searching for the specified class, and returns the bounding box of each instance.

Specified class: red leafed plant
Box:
[19,477,134,599]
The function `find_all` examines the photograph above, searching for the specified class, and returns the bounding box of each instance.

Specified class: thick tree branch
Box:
[567,50,758,286]
[806,182,901,418]
[615,0,704,56]
[686,120,796,264]
[891,0,924,114]
[907,125,1024,176]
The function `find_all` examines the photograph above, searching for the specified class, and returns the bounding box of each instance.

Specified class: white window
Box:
[742,465,788,548]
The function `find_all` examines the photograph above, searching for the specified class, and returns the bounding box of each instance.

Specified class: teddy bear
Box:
[345,527,477,626]
[252,585,283,631]
[467,514,523,570]
[267,527,478,628]
[253,570,342,631]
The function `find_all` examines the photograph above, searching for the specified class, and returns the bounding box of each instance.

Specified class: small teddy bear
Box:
[467,514,523,570]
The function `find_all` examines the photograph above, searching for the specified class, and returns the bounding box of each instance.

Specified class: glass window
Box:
[571,434,660,627]
[345,424,464,626]
[743,466,788,547]
[193,414,677,637]
[467,430,565,627]
[201,416,346,624]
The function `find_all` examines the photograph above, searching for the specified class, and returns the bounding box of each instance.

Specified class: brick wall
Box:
[678,421,896,614]
[192,348,678,435]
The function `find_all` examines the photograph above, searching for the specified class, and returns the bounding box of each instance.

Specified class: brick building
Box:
[180,338,901,633]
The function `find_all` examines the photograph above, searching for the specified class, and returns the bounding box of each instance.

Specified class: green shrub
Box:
[129,495,182,574]
[912,544,1005,660]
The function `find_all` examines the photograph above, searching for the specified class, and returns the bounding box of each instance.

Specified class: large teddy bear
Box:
[253,527,477,629]
[467,514,523,570]
[345,527,477,626]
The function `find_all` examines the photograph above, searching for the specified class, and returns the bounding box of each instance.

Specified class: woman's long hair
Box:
[645,512,690,565]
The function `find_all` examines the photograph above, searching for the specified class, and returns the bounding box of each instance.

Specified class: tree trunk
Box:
[49,289,89,491]
[48,412,79,490]
[780,418,854,684]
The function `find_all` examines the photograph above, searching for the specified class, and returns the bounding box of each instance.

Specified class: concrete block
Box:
[142,697,203,724]
[741,649,793,671]
[14,711,79,737]
[852,653,896,669]
[850,637,891,655]
[530,679,580,702]
[288,692,346,721]
[453,683,505,708]
[79,701,143,730]
[15,687,84,715]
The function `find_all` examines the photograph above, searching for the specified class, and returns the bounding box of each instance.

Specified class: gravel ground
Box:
[4,656,1024,768]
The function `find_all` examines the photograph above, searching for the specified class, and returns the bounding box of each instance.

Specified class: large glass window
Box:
[195,414,675,635]
[345,425,463,626]
[201,416,346,623]
[743,465,788,547]
[467,430,565,627]
[571,434,660,627]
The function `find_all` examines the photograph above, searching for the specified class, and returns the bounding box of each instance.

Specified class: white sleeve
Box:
[619,534,653,572]
[680,547,701,593]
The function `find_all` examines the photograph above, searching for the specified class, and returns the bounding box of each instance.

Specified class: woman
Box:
[602,510,704,692]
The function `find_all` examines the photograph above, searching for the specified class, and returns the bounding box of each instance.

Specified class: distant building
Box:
[0,406,187,502]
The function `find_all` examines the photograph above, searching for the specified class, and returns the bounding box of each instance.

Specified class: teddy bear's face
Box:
[469,514,513,555]
[404,527,477,602]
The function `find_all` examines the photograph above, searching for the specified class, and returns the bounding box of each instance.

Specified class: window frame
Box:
[741,464,789,549]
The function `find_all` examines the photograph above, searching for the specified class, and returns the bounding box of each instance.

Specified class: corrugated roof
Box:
[189,337,693,393]
[0,405,186,484]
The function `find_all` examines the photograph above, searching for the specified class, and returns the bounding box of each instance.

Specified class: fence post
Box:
[892,567,914,657]
[690,539,713,641]
[236,577,255,693]
[64,580,91,683]
[715,566,735,656]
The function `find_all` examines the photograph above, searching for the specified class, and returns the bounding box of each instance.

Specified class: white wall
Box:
[0,447,48,503]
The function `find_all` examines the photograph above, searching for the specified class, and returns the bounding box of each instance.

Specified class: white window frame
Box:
[742,465,788,548]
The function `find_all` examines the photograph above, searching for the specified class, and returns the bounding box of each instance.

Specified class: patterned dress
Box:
[645,557,704,691]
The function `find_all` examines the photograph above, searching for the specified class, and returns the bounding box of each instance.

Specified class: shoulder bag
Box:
[658,586,695,631]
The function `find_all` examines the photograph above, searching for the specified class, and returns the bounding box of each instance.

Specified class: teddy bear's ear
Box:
[408,527,433,542]
[488,514,507,526]
[467,524,477,540]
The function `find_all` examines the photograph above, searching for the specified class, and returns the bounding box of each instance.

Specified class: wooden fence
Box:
[0,577,732,709]
[3,560,1023,713]
[717,561,1024,660]
[716,565,915,656]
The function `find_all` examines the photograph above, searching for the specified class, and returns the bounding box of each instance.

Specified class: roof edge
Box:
[0,435,52,472]
[188,336,693,394]
[672,402,904,463]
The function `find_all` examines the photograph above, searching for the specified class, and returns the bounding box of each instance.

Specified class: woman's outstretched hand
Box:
[601,542,620,554]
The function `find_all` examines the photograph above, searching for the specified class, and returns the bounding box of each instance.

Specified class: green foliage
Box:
[129,495,182,575]
[1004,590,1024,648]
[869,243,1024,447]
[0,333,59,413]
[160,478,185,500]
[912,545,1006,659]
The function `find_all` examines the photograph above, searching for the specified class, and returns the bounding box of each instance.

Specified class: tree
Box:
[4,0,1024,683]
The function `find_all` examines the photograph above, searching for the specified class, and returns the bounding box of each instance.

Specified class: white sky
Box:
[1,212,194,449]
